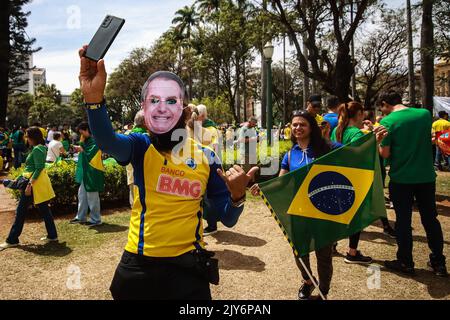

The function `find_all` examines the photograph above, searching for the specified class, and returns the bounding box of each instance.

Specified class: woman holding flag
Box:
[252,109,387,300]
[252,110,340,300]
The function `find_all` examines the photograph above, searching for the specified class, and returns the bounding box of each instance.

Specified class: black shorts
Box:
[110,251,212,300]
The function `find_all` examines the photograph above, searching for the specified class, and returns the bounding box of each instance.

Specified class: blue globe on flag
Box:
[308,171,355,215]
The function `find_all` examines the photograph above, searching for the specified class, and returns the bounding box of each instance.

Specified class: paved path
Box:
[0,173,17,231]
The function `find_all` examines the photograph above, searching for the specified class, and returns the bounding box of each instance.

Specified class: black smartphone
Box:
[84,15,125,62]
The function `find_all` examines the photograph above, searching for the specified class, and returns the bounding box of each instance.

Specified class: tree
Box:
[420,0,434,111]
[69,88,87,126]
[35,83,62,104]
[7,92,33,126]
[406,0,416,106]
[356,8,409,109]
[27,97,57,125]
[268,0,377,102]
[0,0,40,127]
[172,5,199,100]
[105,47,153,123]
[196,0,221,95]
[434,0,450,59]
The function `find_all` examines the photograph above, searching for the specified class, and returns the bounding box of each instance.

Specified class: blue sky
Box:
[25,0,406,94]
[25,0,195,94]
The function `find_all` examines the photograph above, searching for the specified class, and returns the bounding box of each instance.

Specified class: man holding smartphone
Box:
[77,45,258,300]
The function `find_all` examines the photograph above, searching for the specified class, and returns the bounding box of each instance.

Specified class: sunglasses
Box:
[292,110,309,117]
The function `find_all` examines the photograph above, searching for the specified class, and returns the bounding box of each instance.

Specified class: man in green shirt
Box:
[378,90,447,277]
[70,122,105,227]
[11,126,25,169]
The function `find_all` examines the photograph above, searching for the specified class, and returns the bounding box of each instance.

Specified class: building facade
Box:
[435,57,450,97]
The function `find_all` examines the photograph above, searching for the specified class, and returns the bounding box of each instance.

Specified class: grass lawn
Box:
[0,173,449,300]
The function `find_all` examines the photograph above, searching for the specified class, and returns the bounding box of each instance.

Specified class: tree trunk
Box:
[235,56,241,124]
[406,0,416,106]
[283,36,287,125]
[0,1,11,128]
[302,0,309,108]
[350,0,357,100]
[243,57,247,121]
[261,0,267,128]
[333,48,353,103]
[421,0,434,111]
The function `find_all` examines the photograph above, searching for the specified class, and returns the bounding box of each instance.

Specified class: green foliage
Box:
[192,95,234,124]
[26,83,78,126]
[7,0,41,94]
[7,93,34,126]
[221,139,292,179]
[35,84,61,104]
[9,160,128,210]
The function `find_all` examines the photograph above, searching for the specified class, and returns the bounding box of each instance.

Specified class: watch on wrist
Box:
[84,98,106,110]
[231,194,246,208]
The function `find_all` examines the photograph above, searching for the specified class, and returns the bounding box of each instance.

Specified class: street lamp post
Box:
[263,42,274,146]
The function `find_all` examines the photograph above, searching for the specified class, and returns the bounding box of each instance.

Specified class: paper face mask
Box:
[143,78,184,134]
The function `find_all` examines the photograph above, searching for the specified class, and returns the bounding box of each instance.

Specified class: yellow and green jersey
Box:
[120,134,239,258]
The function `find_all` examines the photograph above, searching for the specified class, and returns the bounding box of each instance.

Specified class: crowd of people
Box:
[0,45,448,300]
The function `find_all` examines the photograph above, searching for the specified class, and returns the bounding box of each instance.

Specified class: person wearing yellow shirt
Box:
[284,124,291,140]
[78,44,257,300]
[433,111,450,170]
[306,94,324,125]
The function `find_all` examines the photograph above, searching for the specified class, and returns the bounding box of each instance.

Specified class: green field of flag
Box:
[259,133,387,257]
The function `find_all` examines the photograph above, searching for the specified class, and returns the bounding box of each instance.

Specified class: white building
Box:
[13,53,46,95]
[32,68,46,91]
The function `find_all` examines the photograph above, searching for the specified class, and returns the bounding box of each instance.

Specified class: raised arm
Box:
[78,45,133,163]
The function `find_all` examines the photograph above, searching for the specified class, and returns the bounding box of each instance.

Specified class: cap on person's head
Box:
[249,117,258,123]
[308,94,322,103]
[438,111,448,118]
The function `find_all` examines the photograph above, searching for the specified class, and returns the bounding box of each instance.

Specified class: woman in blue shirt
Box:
[252,110,341,300]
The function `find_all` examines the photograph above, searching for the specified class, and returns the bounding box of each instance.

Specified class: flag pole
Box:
[259,190,327,300]
[296,256,327,300]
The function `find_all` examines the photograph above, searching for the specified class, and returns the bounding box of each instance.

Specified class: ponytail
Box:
[335,101,364,143]
[335,103,350,143]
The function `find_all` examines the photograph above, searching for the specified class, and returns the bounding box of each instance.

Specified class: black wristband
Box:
[84,98,105,110]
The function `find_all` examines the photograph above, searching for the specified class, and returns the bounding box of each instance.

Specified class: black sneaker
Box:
[384,260,415,275]
[427,261,448,277]
[298,279,316,300]
[344,251,373,264]
[69,218,86,225]
[383,226,396,239]
[203,226,217,236]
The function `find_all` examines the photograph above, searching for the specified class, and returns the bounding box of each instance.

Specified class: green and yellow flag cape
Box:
[259,134,387,257]
[75,136,105,192]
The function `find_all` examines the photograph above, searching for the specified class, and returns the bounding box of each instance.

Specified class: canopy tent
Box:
[433,97,450,116]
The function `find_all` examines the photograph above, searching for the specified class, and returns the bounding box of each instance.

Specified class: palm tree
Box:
[196,0,220,33]
[172,5,199,99]
[196,0,222,96]
[172,5,198,45]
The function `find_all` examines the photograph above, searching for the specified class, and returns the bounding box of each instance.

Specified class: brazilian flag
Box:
[259,134,386,256]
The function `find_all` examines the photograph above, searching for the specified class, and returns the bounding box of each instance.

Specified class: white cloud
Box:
[27,0,194,93]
